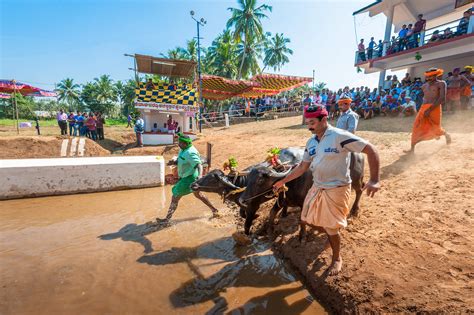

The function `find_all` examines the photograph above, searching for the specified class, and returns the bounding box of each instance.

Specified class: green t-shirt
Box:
[177,145,201,178]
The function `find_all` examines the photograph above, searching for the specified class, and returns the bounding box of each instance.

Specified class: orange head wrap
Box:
[337,97,352,105]
[424,68,444,77]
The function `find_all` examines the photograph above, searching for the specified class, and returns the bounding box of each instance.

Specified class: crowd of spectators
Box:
[357,9,472,63]
[302,66,472,121]
[56,109,105,140]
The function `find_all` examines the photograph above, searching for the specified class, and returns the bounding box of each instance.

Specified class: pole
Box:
[312,69,315,91]
[13,80,19,135]
[197,20,203,133]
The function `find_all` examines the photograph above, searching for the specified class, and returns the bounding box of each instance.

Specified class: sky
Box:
[0,0,405,91]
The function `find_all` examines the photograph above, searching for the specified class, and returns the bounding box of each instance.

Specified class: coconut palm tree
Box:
[206,29,239,78]
[227,0,272,79]
[56,78,80,110]
[263,32,293,72]
[236,37,263,78]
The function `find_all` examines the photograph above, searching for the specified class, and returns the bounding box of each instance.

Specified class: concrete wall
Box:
[0,156,165,200]
[410,55,474,79]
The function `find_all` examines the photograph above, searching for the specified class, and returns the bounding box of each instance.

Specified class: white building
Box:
[353,0,474,86]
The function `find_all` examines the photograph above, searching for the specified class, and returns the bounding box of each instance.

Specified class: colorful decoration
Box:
[266,147,282,166]
[135,102,198,113]
[415,52,422,61]
[135,82,197,106]
[223,156,238,171]
[357,67,362,73]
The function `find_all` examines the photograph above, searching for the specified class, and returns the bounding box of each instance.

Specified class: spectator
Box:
[401,73,412,85]
[80,113,89,137]
[406,24,414,49]
[160,123,168,133]
[457,10,471,35]
[127,113,133,128]
[442,27,454,40]
[358,39,366,62]
[86,113,97,141]
[401,96,417,116]
[388,36,399,54]
[429,30,441,43]
[134,114,145,147]
[145,78,156,90]
[96,112,105,140]
[67,111,76,136]
[398,24,408,51]
[313,90,322,104]
[56,109,68,135]
[151,123,159,132]
[367,37,376,59]
[168,80,177,91]
[377,39,384,57]
[383,75,392,92]
[413,14,426,47]
[363,100,374,120]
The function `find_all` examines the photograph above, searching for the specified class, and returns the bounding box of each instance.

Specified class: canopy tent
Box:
[200,73,312,100]
[133,54,197,78]
[201,75,259,100]
[0,80,57,134]
[0,93,12,99]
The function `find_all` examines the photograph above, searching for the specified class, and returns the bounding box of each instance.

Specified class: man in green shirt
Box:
[157,133,219,224]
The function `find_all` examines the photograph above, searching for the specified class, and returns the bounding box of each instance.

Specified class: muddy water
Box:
[0,186,325,314]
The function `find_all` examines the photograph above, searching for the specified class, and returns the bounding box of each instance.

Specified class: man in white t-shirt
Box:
[273,105,380,275]
[401,95,417,116]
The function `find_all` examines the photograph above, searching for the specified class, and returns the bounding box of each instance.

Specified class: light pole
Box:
[312,69,315,92]
[190,10,206,133]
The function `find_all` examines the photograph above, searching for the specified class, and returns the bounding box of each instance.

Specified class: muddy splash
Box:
[0,186,325,314]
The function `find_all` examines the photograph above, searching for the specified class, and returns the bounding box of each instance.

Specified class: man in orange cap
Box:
[336,97,359,133]
[405,68,451,153]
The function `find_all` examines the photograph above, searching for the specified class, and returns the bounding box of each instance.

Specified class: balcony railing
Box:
[354,14,474,65]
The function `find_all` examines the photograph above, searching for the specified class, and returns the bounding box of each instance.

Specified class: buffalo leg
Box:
[239,207,246,218]
[298,222,307,243]
[350,181,363,217]
[267,199,284,234]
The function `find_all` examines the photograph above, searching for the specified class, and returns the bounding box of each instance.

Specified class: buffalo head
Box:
[191,169,240,193]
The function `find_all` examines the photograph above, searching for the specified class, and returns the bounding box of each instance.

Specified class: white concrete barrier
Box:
[0,156,165,200]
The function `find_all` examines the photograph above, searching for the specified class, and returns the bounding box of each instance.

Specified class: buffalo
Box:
[190,147,305,217]
[238,152,365,235]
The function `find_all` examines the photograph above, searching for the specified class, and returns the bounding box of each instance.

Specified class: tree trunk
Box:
[238,35,247,80]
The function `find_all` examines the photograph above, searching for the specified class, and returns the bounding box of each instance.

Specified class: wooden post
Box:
[206,142,213,169]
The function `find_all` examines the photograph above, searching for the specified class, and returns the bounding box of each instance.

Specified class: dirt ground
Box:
[1,112,473,313]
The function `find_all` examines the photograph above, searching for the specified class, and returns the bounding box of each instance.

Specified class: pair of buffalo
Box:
[190,147,364,235]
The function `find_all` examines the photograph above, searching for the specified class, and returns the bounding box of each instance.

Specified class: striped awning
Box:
[200,73,312,100]
[201,75,258,100]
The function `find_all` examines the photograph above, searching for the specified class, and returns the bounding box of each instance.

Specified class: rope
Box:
[224,187,246,200]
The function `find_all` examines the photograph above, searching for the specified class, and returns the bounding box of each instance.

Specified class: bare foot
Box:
[403,149,414,154]
[327,258,343,276]
[210,211,221,219]
[445,133,452,145]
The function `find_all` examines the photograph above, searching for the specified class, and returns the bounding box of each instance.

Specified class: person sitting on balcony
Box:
[457,10,471,35]
[429,30,441,43]
[401,96,417,117]
[413,14,426,47]
[367,37,376,59]
[145,78,156,90]
[357,39,366,62]
[441,27,454,40]
[376,39,384,57]
[398,24,408,51]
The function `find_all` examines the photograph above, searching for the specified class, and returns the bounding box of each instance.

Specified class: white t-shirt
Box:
[303,125,368,188]
[402,101,417,111]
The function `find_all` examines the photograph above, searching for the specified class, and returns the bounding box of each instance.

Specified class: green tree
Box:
[227,0,272,79]
[206,29,239,78]
[263,32,293,72]
[236,38,263,78]
[56,78,80,111]
[314,82,327,92]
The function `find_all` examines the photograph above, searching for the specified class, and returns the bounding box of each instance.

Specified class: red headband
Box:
[304,105,328,119]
